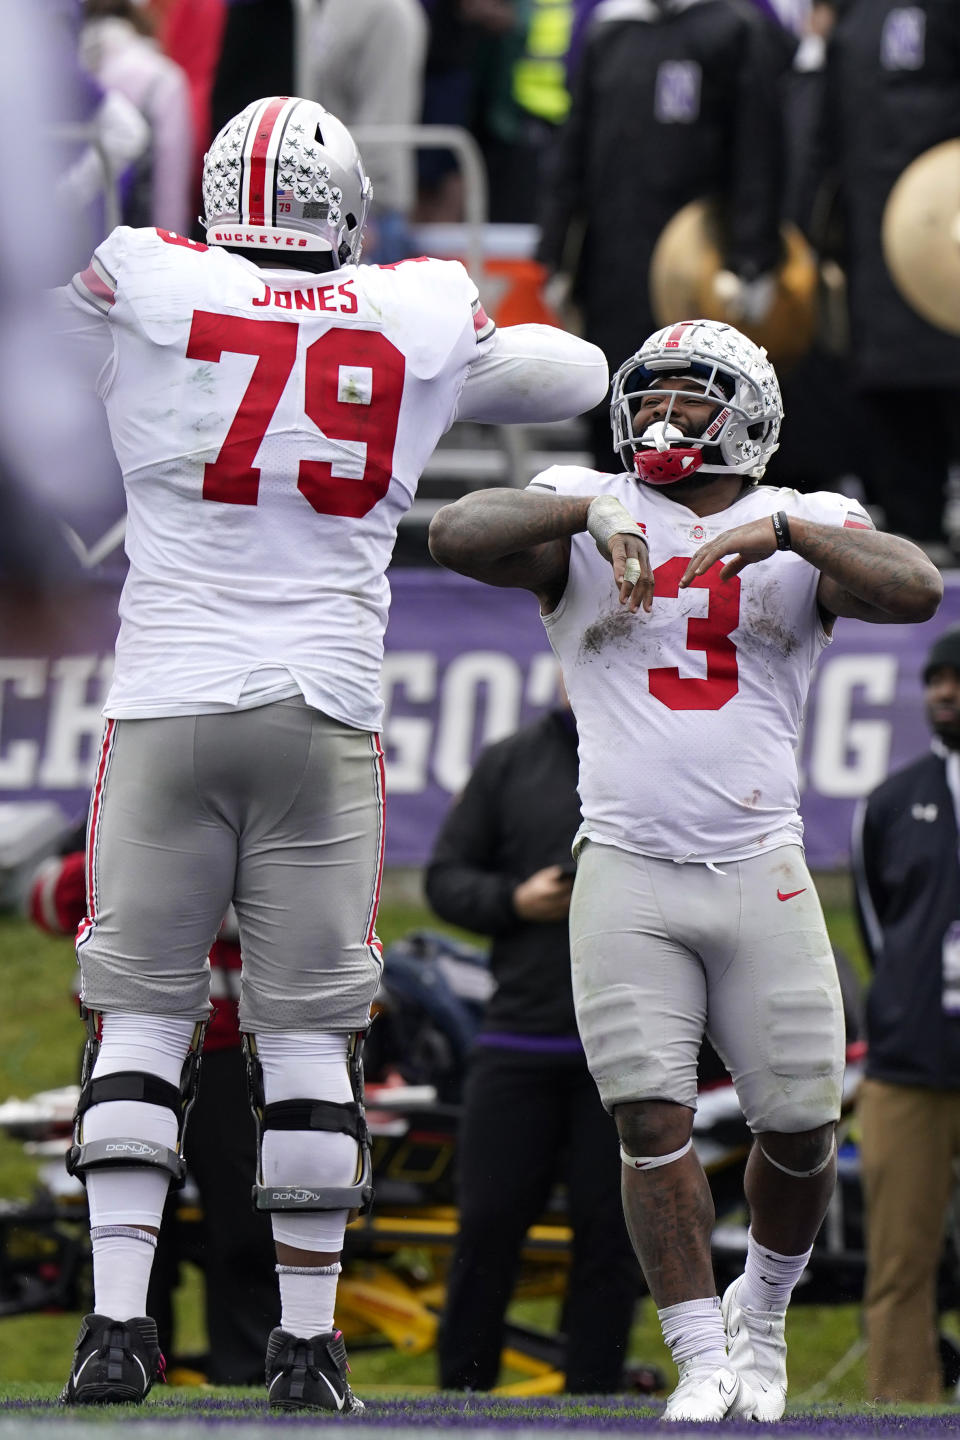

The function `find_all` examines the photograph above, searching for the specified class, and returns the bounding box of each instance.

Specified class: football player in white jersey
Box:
[52,96,609,1411]
[428,318,943,1422]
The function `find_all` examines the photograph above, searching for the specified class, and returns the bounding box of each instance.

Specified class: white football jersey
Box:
[64,227,496,728]
[529,467,872,864]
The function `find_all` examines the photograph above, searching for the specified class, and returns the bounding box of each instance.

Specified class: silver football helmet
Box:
[202,96,372,265]
[610,319,783,486]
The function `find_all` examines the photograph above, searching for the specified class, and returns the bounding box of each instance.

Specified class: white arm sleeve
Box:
[454,324,609,425]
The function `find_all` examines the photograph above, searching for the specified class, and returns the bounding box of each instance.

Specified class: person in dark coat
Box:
[426,695,641,1393]
[806,0,960,553]
[536,0,788,469]
[851,623,960,1401]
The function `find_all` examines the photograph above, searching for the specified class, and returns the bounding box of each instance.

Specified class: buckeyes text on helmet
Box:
[609,318,784,486]
[202,96,372,267]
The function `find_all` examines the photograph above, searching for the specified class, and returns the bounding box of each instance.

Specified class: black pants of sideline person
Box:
[438,1046,640,1393]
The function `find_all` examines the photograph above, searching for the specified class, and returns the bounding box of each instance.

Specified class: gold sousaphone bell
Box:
[882,137,960,336]
[649,199,819,365]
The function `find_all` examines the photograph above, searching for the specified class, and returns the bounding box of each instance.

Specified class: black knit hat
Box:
[922,624,960,682]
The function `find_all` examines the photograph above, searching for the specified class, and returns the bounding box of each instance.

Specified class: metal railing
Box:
[350,125,488,282]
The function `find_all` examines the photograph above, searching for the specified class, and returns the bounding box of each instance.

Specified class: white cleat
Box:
[722,1275,788,1421]
[661,1361,757,1422]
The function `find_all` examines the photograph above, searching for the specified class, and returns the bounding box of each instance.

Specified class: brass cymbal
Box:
[649,199,819,364]
[882,137,960,336]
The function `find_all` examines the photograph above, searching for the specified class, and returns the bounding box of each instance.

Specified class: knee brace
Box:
[66,1010,205,1188]
[244,1030,374,1218]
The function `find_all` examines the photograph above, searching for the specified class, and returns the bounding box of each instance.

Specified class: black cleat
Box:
[60,1313,164,1405]
[265,1327,364,1412]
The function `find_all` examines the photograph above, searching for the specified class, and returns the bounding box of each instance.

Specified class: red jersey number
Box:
[648,557,740,710]
[185,312,405,517]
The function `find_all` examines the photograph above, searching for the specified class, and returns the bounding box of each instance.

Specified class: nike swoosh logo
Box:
[719,1378,739,1400]
[71,1350,98,1389]
[777,888,806,901]
[316,1370,346,1411]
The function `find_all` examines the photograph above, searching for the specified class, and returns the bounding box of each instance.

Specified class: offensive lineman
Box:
[53,96,609,1411]
[428,319,943,1421]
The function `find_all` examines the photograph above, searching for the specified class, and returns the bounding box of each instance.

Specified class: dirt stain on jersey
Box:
[579,610,636,659]
[739,578,799,658]
[340,378,366,404]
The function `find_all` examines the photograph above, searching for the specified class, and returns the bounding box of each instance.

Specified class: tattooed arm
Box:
[803,521,943,624]
[428,489,587,612]
[428,488,656,614]
[680,513,943,625]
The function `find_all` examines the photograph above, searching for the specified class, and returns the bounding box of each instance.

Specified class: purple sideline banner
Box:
[0,569,957,871]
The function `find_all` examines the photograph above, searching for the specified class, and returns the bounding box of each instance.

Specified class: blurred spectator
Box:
[419,1,573,225]
[0,0,123,633]
[416,0,476,221]
[799,0,960,557]
[209,0,425,260]
[536,0,789,469]
[304,0,428,261]
[210,0,294,140]
[147,0,228,225]
[475,0,573,224]
[80,0,195,234]
[426,693,640,1393]
[49,0,150,269]
[851,624,960,1402]
[757,0,867,498]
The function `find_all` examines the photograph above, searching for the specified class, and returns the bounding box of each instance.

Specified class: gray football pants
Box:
[77,698,385,1033]
[569,841,845,1133]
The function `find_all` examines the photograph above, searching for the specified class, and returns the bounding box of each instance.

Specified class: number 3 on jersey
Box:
[648,556,740,710]
[186,311,405,517]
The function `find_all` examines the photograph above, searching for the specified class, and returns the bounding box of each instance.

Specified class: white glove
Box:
[713,269,777,325]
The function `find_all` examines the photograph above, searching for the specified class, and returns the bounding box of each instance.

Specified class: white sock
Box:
[83,1013,195,1318]
[657,1295,728,1373]
[276,1262,341,1337]
[90,1226,157,1321]
[740,1230,812,1313]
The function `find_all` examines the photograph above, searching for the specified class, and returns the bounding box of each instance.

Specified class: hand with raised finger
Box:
[586,495,652,611]
[680,516,780,588]
[611,535,655,612]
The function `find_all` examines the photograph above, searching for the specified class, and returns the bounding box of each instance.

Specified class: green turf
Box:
[0,890,951,1407]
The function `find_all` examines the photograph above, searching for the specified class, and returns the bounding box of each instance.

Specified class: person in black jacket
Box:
[851,622,960,1402]
[802,0,960,554]
[426,695,640,1393]
[536,0,790,469]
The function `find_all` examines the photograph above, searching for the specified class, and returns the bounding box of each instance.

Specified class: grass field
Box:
[0,881,956,1416]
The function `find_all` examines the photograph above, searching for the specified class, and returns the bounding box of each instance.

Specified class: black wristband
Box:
[771,510,792,551]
